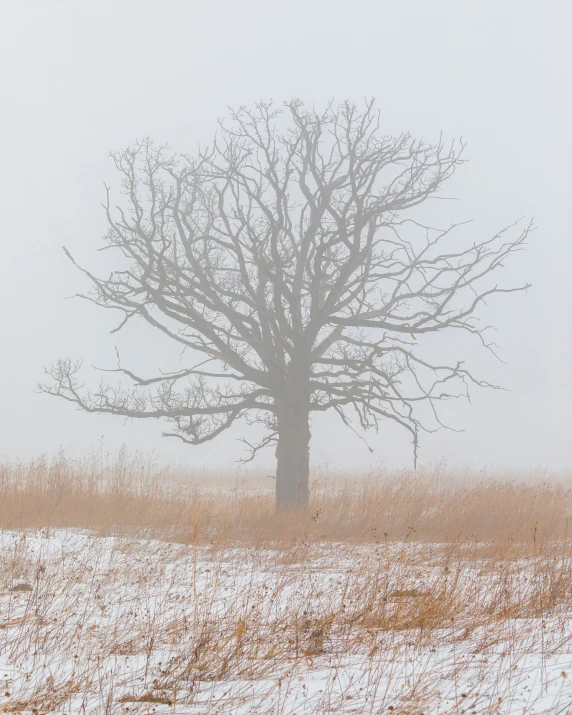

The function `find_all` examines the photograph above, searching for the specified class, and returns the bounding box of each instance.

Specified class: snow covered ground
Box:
[1,529,571,714]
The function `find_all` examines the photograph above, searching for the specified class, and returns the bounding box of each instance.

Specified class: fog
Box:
[1,0,570,471]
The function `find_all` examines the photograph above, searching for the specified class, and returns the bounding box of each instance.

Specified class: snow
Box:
[1,529,571,714]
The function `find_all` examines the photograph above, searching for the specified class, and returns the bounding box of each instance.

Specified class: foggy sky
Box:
[1,0,570,471]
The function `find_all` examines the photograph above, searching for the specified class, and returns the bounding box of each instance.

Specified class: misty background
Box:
[1,0,570,471]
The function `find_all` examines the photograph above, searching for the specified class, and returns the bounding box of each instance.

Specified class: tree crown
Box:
[41,100,531,463]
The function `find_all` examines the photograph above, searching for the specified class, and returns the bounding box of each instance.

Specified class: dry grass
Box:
[1,451,572,713]
[1,449,571,552]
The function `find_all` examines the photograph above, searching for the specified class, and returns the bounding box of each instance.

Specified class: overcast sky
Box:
[1,0,570,472]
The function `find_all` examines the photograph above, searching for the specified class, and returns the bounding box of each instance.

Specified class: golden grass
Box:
[1,449,571,552]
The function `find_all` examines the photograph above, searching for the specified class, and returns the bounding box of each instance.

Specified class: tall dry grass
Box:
[1,448,571,552]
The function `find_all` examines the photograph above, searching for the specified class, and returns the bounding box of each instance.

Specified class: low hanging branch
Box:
[40,99,531,511]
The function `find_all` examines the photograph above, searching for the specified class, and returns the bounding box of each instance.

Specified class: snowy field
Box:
[1,529,572,714]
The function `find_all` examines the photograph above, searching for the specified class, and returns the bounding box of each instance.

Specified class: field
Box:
[1,452,572,714]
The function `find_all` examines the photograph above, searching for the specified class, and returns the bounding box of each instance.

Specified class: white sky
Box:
[1,0,570,471]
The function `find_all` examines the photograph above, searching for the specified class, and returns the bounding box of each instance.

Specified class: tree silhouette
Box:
[41,100,531,511]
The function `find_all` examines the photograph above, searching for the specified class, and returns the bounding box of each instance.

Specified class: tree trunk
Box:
[275,390,311,513]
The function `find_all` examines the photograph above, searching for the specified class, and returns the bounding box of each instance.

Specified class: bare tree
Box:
[40,100,531,511]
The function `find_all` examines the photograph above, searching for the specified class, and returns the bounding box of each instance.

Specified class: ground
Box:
[1,527,572,714]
